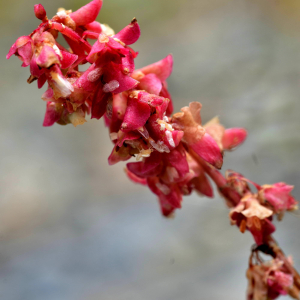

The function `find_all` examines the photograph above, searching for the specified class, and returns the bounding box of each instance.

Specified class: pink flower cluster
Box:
[202,168,299,299]
[7,0,300,299]
[7,0,140,126]
[208,170,298,245]
[6,0,248,216]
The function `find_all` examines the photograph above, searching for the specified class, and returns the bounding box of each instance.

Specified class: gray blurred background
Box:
[1,0,300,299]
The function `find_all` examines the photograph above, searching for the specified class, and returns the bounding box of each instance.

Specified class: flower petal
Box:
[139,54,173,81]
[103,62,138,94]
[138,73,162,95]
[108,144,131,165]
[192,173,214,197]
[91,86,112,120]
[125,168,147,185]
[114,18,140,45]
[60,50,78,69]
[163,145,189,177]
[85,21,102,33]
[43,102,63,127]
[6,36,32,62]
[70,0,103,26]
[36,45,60,68]
[190,133,223,169]
[127,152,163,178]
[121,93,151,131]
[222,128,247,150]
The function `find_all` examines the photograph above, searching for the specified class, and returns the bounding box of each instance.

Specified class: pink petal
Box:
[86,39,107,63]
[138,92,165,107]
[159,201,176,217]
[107,93,127,133]
[125,168,147,186]
[103,63,138,94]
[41,88,54,101]
[192,173,214,197]
[70,0,103,26]
[91,86,111,119]
[85,21,102,33]
[43,102,63,127]
[121,94,151,131]
[82,31,99,39]
[161,189,182,210]
[36,45,60,68]
[268,271,293,295]
[74,64,102,92]
[189,133,223,169]
[103,114,111,127]
[114,18,141,45]
[160,83,173,116]
[163,145,189,177]
[262,183,297,212]
[139,54,173,81]
[87,35,129,64]
[30,56,44,77]
[94,47,123,67]
[146,177,181,216]
[60,50,78,69]
[17,41,33,67]
[222,128,247,150]
[64,36,87,58]
[138,74,162,95]
[6,43,17,60]
[106,36,128,53]
[111,93,128,122]
[108,144,131,165]
[50,22,91,52]
[127,152,163,178]
[7,36,33,67]
[155,97,171,119]
[171,131,184,148]
[121,51,135,74]
[7,36,32,59]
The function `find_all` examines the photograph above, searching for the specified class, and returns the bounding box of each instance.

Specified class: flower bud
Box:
[34,4,47,21]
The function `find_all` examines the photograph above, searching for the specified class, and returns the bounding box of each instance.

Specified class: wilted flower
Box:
[230,195,275,245]
[247,255,297,300]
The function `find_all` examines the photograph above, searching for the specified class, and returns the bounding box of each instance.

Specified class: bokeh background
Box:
[1,0,300,299]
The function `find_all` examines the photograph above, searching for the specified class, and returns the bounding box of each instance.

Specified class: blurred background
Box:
[1,0,300,299]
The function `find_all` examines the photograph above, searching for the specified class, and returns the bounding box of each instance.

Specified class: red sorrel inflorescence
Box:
[7,0,300,298]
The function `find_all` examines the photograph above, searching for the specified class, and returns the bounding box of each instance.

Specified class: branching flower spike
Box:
[7,0,300,299]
